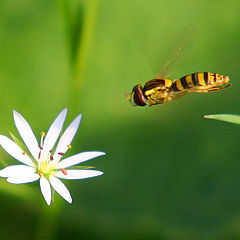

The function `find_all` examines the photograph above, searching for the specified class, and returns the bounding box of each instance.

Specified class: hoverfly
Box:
[128,72,231,106]
[128,41,231,106]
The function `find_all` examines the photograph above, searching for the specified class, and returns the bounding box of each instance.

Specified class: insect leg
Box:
[189,84,232,93]
[146,96,157,106]
[207,84,232,92]
[170,90,189,100]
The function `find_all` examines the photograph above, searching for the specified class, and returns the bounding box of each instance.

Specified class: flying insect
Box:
[128,72,231,106]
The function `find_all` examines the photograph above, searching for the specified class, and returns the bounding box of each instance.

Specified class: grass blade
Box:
[204,114,240,124]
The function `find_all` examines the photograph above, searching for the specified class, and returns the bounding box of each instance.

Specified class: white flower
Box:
[0,108,105,205]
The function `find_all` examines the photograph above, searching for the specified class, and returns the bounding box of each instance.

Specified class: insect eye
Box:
[132,85,147,106]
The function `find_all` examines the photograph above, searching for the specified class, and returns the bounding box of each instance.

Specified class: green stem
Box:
[57,0,99,113]
[70,0,99,112]
[73,0,99,86]
[57,0,72,50]
[35,200,62,240]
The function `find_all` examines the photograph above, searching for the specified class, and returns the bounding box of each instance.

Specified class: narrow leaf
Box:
[9,131,28,153]
[204,114,240,124]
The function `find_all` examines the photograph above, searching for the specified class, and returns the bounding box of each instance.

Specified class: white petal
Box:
[42,109,68,159]
[0,135,35,167]
[13,110,39,160]
[49,176,72,203]
[53,114,82,162]
[0,165,35,177]
[55,170,103,179]
[7,172,39,184]
[56,151,105,169]
[40,177,51,205]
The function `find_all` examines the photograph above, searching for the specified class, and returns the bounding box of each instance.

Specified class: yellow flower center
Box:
[38,159,56,178]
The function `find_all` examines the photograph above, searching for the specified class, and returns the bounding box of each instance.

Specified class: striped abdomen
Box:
[171,72,229,92]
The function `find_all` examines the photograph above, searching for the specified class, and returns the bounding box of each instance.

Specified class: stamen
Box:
[38,145,43,150]
[49,149,53,153]
[50,156,54,160]
[58,152,65,156]
[38,152,41,159]
[40,132,45,148]
[22,151,27,155]
[67,145,72,149]
[38,171,42,177]
[61,169,67,175]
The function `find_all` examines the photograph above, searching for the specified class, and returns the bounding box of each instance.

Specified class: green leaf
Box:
[9,131,28,152]
[204,114,240,124]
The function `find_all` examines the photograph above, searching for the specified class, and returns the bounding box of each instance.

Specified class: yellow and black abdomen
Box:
[171,72,230,92]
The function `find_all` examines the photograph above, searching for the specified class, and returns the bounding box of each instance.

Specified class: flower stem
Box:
[35,201,62,240]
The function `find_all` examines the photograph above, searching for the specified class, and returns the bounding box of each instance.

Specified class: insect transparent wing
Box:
[156,27,193,79]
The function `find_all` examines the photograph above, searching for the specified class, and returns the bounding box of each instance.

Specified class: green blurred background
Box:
[0,0,240,239]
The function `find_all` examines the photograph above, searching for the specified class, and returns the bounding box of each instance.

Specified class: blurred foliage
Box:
[0,0,240,239]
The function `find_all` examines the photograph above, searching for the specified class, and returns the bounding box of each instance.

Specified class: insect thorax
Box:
[143,78,173,105]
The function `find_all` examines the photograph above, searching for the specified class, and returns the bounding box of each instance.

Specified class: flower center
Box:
[37,132,56,178]
[36,132,70,178]
[38,160,55,178]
